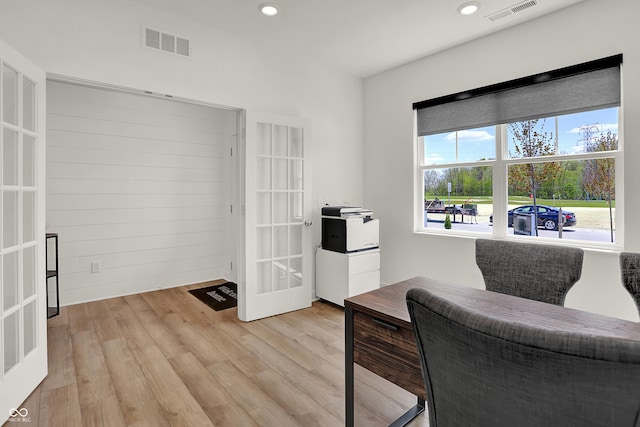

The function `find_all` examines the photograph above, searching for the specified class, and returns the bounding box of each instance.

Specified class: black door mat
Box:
[188,282,238,312]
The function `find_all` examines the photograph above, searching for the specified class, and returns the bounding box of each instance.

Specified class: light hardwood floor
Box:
[10,280,428,426]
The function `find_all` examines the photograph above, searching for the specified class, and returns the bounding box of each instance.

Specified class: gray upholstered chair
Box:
[620,252,640,315]
[406,286,640,427]
[475,238,583,306]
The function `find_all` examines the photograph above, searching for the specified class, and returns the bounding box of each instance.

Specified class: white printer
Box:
[321,206,379,253]
[317,206,380,306]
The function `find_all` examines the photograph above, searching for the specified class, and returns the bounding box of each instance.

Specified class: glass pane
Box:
[290,127,303,157]
[256,192,271,225]
[24,300,37,356]
[423,166,492,231]
[507,158,616,243]
[423,125,495,165]
[256,261,271,294]
[3,191,18,248]
[256,226,271,259]
[273,192,287,224]
[4,310,19,373]
[23,134,36,186]
[23,191,35,243]
[273,158,287,190]
[290,159,303,190]
[23,245,36,299]
[508,111,620,159]
[273,125,288,156]
[3,128,18,185]
[273,225,288,258]
[290,192,303,223]
[257,123,271,155]
[508,118,556,159]
[3,250,19,310]
[256,157,271,190]
[2,64,18,125]
[289,257,302,288]
[23,76,36,132]
[273,260,288,291]
[290,224,302,256]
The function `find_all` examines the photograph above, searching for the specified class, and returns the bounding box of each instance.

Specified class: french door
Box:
[0,38,47,422]
[238,111,312,321]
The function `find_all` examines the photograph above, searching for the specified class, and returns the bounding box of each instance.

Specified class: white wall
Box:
[0,0,364,302]
[364,0,640,321]
[46,80,236,304]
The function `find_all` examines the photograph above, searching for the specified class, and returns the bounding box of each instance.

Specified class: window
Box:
[414,55,622,245]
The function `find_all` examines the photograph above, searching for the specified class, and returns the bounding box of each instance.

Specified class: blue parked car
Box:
[490,205,577,230]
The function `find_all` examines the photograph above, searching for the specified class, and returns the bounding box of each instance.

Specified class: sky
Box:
[423,107,619,165]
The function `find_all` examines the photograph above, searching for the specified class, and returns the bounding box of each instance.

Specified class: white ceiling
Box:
[131,0,584,78]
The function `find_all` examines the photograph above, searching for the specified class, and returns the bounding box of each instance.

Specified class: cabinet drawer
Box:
[348,251,380,275]
[352,311,425,398]
[354,343,426,399]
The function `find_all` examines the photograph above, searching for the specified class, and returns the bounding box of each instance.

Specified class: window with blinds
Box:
[413,55,622,245]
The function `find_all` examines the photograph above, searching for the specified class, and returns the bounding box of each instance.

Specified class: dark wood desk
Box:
[345,276,640,427]
[344,277,430,427]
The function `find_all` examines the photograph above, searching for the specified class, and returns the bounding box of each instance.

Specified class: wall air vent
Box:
[487,0,539,22]
[161,33,175,53]
[176,37,190,57]
[145,28,160,49]
[142,27,191,58]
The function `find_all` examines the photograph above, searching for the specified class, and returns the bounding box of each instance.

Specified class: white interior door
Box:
[238,111,312,321]
[0,38,47,423]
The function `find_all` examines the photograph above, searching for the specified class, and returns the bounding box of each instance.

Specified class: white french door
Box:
[238,111,312,321]
[0,38,47,423]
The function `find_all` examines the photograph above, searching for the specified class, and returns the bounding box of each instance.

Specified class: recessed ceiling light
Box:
[458,1,480,16]
[259,3,279,16]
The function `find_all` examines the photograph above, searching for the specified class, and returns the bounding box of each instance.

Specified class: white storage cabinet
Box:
[315,248,380,306]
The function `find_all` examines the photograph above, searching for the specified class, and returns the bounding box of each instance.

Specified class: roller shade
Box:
[414,54,622,137]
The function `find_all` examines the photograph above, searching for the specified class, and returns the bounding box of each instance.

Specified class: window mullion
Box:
[493,124,508,236]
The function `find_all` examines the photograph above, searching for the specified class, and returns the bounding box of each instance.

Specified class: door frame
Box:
[46,73,244,290]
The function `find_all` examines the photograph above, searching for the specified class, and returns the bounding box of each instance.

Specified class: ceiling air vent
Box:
[511,0,539,14]
[488,10,513,21]
[142,27,191,58]
[487,0,539,22]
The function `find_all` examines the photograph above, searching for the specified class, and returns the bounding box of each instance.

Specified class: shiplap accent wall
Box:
[46,80,238,304]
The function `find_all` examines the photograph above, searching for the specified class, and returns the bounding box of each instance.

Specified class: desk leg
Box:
[389,396,425,427]
[345,306,354,427]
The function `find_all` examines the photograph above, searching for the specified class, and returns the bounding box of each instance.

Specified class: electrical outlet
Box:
[91,261,101,273]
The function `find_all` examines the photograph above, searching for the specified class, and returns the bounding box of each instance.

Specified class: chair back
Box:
[475,238,583,305]
[621,252,640,315]
[406,286,640,427]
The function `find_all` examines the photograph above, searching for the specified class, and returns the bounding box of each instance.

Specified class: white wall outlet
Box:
[91,261,101,273]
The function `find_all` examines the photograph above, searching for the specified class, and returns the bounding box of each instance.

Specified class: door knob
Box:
[304,220,313,226]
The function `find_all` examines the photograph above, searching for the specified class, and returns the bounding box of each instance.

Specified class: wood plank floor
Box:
[10,280,429,426]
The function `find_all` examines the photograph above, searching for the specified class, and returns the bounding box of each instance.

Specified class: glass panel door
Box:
[240,111,311,321]
[0,38,47,423]
[256,123,305,294]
